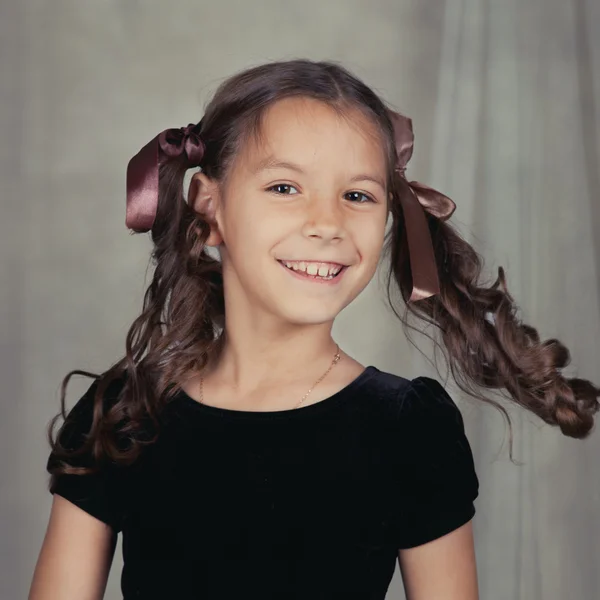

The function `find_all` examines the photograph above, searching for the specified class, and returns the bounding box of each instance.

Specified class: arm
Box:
[28,495,117,600]
[398,519,478,600]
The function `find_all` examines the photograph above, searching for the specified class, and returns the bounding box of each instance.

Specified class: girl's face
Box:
[193,96,389,327]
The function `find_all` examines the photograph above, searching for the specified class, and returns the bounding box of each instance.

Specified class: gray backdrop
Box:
[2,1,599,599]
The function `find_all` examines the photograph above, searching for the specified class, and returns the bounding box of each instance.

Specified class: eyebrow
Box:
[252,157,387,191]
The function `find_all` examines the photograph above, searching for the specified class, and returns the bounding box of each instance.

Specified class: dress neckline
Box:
[173,365,378,420]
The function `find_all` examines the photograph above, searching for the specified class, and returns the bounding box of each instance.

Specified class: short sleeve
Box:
[394,376,479,549]
[46,376,127,532]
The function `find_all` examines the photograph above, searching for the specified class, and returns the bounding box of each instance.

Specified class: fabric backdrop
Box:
[2,1,599,598]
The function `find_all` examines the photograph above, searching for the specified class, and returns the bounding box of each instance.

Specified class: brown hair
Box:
[47,59,599,484]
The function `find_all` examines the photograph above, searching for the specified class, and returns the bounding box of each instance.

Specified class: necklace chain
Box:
[198,344,342,410]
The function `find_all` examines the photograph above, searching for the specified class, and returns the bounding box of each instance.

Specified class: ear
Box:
[188,171,223,246]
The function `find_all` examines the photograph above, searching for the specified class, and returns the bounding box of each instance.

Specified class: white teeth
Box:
[282,261,343,279]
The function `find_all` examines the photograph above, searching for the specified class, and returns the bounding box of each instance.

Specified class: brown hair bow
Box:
[388,111,456,302]
[126,123,204,233]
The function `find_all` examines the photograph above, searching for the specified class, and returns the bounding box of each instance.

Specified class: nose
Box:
[301,196,345,242]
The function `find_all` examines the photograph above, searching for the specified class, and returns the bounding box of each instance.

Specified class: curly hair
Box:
[47,59,599,486]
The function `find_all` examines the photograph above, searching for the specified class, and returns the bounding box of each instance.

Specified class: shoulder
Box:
[396,376,474,460]
[366,369,476,472]
[75,371,128,411]
[397,376,467,427]
[357,366,411,405]
[365,369,463,426]
[50,371,129,453]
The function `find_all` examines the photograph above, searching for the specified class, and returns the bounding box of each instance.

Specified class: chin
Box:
[277,304,342,326]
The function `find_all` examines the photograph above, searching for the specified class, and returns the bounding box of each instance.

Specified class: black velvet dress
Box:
[47,366,479,599]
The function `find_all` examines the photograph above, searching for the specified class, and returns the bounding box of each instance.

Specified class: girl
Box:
[30,59,599,600]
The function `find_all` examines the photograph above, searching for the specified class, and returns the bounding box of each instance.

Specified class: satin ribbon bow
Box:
[125,123,205,233]
[388,111,456,302]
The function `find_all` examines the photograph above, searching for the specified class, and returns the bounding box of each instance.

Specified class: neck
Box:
[207,318,339,393]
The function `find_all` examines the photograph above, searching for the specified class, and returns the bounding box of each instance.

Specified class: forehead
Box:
[239,97,387,174]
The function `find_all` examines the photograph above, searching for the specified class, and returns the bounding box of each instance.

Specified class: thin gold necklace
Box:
[198,343,342,410]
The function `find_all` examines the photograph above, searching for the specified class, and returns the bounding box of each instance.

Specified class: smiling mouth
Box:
[277,259,347,281]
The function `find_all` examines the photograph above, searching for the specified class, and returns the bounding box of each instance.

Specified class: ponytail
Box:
[386,209,599,460]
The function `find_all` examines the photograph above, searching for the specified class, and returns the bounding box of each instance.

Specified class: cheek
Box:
[352,218,386,260]
[223,205,286,259]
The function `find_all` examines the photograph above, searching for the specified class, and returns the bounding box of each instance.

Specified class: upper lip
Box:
[278,259,348,267]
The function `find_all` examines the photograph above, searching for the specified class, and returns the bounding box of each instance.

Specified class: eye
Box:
[345,191,376,204]
[267,183,299,195]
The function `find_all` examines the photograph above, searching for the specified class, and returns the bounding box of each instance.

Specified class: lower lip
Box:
[277,261,348,285]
